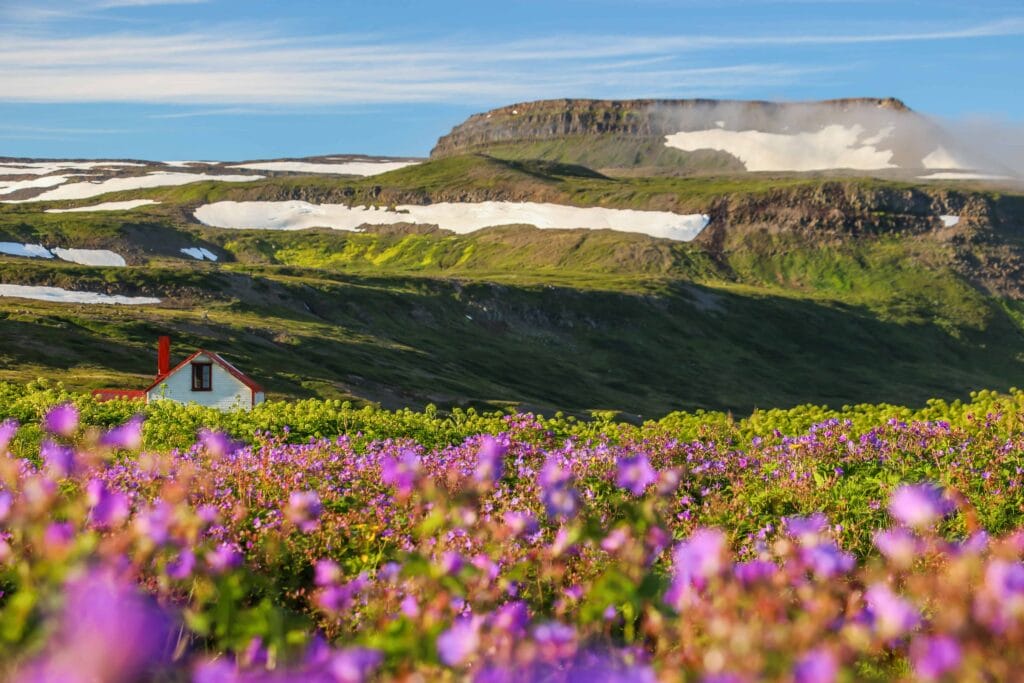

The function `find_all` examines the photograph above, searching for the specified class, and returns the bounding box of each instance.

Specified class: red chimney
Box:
[157,336,171,377]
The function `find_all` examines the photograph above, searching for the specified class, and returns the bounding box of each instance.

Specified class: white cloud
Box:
[0,18,1019,105]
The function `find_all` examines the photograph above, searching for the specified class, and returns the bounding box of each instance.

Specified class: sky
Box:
[0,0,1021,160]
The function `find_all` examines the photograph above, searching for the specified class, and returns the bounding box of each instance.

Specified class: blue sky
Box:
[0,0,1021,160]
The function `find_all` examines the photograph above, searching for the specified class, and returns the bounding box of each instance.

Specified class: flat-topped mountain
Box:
[431,98,1000,178]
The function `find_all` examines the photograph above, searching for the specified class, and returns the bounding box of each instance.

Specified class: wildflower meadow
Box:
[3,381,1024,681]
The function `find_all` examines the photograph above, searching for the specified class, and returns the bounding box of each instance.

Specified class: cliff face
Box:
[431,98,911,158]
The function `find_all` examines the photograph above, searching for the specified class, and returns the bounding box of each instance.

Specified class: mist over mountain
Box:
[433,98,1018,180]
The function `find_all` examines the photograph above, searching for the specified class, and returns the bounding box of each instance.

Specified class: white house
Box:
[95,336,265,410]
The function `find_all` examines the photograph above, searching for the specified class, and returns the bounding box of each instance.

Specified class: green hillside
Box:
[2,154,1024,415]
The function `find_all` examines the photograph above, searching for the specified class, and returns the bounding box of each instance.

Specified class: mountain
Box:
[431,98,1005,178]
[1,102,1024,416]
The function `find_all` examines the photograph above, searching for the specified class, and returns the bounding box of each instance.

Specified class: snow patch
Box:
[52,248,126,267]
[3,172,263,203]
[180,247,218,261]
[0,161,145,176]
[46,199,159,213]
[0,175,73,196]
[227,160,419,176]
[918,172,1013,181]
[0,284,158,305]
[939,215,961,228]
[0,243,53,259]
[664,124,897,172]
[194,200,712,242]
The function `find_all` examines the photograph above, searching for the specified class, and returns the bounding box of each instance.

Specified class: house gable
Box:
[146,350,262,410]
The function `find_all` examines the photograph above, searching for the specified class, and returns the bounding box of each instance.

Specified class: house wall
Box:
[147,353,255,411]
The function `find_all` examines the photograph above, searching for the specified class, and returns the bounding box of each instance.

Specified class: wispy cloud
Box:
[0,17,1019,106]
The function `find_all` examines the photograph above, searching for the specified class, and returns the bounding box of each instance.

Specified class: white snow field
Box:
[3,172,263,203]
[664,125,898,172]
[180,247,219,261]
[0,175,78,196]
[227,160,419,176]
[918,172,1014,181]
[46,200,160,213]
[939,216,961,228]
[52,248,127,267]
[0,161,144,175]
[0,243,54,259]
[0,284,159,305]
[193,201,712,241]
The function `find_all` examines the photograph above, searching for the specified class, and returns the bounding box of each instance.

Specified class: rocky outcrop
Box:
[431,98,911,159]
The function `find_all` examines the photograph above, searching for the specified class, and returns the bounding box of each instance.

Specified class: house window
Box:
[191,363,212,391]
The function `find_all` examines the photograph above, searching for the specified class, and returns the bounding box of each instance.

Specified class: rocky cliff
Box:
[429,97,984,176]
[432,98,910,156]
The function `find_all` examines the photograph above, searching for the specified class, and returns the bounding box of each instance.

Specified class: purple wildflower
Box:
[802,541,855,579]
[314,558,341,587]
[873,528,920,567]
[474,435,506,484]
[793,648,838,683]
[206,543,242,574]
[783,513,829,542]
[671,528,727,588]
[86,479,130,528]
[911,636,961,681]
[166,548,196,580]
[42,403,78,437]
[43,521,74,555]
[539,458,578,520]
[437,618,480,666]
[40,440,75,478]
[533,621,577,662]
[100,415,144,450]
[889,483,951,529]
[491,601,529,636]
[0,490,12,523]
[330,647,383,683]
[285,490,323,532]
[134,502,172,546]
[0,419,17,451]
[198,429,240,458]
[381,449,420,497]
[734,559,776,585]
[13,570,171,683]
[615,454,658,496]
[503,510,539,537]
[440,550,464,575]
[865,583,921,639]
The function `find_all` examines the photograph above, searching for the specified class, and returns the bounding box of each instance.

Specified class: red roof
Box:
[144,349,264,395]
[92,389,147,402]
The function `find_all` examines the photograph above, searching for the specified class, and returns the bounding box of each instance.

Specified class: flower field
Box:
[4,383,1024,680]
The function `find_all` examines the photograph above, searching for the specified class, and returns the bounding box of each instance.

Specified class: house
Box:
[93,336,265,410]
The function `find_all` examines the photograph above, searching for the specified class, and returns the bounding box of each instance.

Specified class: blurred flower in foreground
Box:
[889,483,951,529]
[86,479,130,528]
[615,454,658,496]
[100,415,144,450]
[42,404,78,437]
[285,490,323,532]
[437,617,480,666]
[865,583,921,639]
[793,648,838,683]
[14,570,171,683]
[381,449,421,497]
[475,435,507,484]
[911,635,961,681]
[0,419,17,451]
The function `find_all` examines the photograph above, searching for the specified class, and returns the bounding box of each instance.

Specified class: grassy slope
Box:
[1,156,1023,415]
